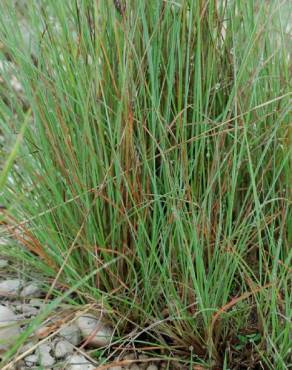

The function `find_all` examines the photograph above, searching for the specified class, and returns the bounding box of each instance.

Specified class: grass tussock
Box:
[0,0,291,368]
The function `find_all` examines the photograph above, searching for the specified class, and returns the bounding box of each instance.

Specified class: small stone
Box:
[0,279,22,296]
[138,355,149,360]
[109,367,122,370]
[0,305,20,350]
[16,304,39,316]
[55,339,74,358]
[146,366,158,370]
[59,323,81,346]
[0,259,8,268]
[124,354,136,360]
[19,341,35,354]
[130,365,140,370]
[38,343,52,353]
[76,314,113,347]
[29,298,44,307]
[66,354,95,370]
[23,305,39,316]
[24,354,38,367]
[20,283,42,298]
[36,343,55,367]
[137,355,149,370]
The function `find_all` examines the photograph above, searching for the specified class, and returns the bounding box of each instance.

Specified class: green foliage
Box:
[0,0,291,368]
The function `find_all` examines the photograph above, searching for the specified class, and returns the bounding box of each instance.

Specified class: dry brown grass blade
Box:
[113,0,126,16]
[3,213,57,271]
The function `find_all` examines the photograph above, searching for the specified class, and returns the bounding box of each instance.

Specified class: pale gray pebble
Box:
[0,279,22,296]
[0,305,21,350]
[37,343,52,353]
[36,343,55,367]
[109,366,123,370]
[16,304,39,316]
[20,283,42,298]
[124,353,136,360]
[76,314,113,347]
[24,354,38,366]
[138,354,150,369]
[29,298,44,307]
[146,366,158,370]
[40,352,55,367]
[0,259,8,268]
[19,341,35,354]
[129,365,140,370]
[55,339,74,358]
[66,354,95,370]
[138,355,149,360]
[59,323,81,346]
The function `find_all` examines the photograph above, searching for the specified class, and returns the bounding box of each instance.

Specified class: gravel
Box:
[76,314,113,347]
[20,283,42,298]
[24,354,38,367]
[0,279,22,296]
[59,322,81,346]
[0,304,20,350]
[146,366,159,370]
[35,343,55,367]
[66,354,95,370]
[16,303,39,317]
[0,262,165,369]
[130,365,140,370]
[0,259,8,268]
[54,339,74,358]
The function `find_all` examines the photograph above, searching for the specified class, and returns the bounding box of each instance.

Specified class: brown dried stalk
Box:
[113,0,126,15]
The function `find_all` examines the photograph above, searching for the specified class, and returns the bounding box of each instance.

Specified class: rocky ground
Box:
[0,256,173,370]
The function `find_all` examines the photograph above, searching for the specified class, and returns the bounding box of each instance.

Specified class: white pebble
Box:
[55,339,74,358]
[29,298,44,307]
[66,354,95,370]
[130,365,140,370]
[0,259,8,268]
[36,343,55,367]
[0,279,22,296]
[59,323,81,345]
[19,341,35,354]
[16,303,39,316]
[124,354,136,360]
[76,314,113,347]
[146,366,158,370]
[24,354,38,366]
[20,283,42,298]
[0,305,20,350]
[138,355,149,360]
